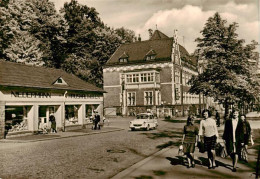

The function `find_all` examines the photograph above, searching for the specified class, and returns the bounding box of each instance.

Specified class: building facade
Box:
[0,61,104,139]
[103,30,207,117]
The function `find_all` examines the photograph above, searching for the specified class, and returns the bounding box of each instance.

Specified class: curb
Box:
[111,147,171,179]
[0,128,124,143]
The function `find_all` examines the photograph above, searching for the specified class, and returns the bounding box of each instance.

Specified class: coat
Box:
[222,119,244,154]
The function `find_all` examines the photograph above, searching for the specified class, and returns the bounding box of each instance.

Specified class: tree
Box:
[0,0,67,67]
[29,0,68,68]
[189,12,259,117]
[115,27,136,43]
[0,0,45,65]
[4,31,44,66]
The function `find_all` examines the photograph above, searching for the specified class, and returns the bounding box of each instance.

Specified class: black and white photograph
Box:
[0,0,259,178]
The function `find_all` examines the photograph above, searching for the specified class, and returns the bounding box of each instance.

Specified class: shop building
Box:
[103,29,211,117]
[0,61,104,139]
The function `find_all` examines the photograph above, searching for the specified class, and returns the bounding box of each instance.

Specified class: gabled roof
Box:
[106,30,196,67]
[146,49,156,56]
[150,30,169,40]
[0,61,104,93]
[119,52,129,59]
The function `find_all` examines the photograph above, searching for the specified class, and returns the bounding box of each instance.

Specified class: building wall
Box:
[0,101,5,139]
[104,86,121,107]
[103,71,120,86]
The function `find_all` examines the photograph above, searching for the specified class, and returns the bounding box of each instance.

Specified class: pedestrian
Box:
[240,114,251,162]
[222,108,244,172]
[49,114,57,133]
[198,109,219,169]
[215,110,220,127]
[94,111,101,130]
[181,114,199,168]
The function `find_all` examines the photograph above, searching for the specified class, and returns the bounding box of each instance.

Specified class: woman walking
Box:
[223,109,244,172]
[198,109,219,169]
[181,114,199,168]
[240,114,251,162]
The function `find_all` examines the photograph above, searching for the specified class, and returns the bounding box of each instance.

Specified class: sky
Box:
[50,0,260,54]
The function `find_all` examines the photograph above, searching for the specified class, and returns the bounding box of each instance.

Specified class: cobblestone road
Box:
[0,117,184,179]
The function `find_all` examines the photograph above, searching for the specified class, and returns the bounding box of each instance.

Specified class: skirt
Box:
[204,135,217,151]
[183,143,195,154]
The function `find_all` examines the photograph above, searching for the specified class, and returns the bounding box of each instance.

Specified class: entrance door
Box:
[38,106,56,130]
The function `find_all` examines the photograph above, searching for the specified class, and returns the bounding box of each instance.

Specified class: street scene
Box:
[0,116,259,178]
[0,0,260,178]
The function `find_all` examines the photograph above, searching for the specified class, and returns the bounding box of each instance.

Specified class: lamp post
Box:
[63,91,67,132]
[121,74,125,116]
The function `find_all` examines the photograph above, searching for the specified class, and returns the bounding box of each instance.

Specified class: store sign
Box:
[11,91,51,98]
[67,94,101,99]
[10,91,101,99]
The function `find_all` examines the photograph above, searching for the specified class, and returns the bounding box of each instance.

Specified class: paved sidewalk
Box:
[112,145,257,179]
[0,126,123,143]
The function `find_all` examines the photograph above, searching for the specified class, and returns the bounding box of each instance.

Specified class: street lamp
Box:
[121,74,125,116]
[63,91,68,132]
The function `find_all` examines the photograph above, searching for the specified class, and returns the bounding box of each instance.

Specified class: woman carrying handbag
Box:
[181,114,199,168]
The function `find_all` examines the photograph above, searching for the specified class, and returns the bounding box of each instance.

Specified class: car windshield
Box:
[136,114,150,119]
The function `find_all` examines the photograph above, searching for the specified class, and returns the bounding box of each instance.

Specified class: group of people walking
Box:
[181,108,252,172]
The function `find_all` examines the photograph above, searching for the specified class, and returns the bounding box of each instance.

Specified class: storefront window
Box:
[65,105,80,125]
[5,106,30,132]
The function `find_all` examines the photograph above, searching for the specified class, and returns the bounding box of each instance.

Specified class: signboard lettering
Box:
[11,91,51,98]
[10,91,101,99]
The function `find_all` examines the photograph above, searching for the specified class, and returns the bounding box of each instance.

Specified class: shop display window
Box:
[5,106,30,132]
[65,105,80,125]
[85,104,98,123]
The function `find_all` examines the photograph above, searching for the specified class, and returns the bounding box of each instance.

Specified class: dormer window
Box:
[145,49,156,61]
[118,52,129,63]
[53,77,68,85]
[119,58,128,63]
[146,55,155,61]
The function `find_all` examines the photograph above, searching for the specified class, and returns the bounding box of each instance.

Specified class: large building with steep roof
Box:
[0,61,104,139]
[103,30,206,117]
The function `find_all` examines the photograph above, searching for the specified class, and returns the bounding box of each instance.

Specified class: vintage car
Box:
[129,113,158,131]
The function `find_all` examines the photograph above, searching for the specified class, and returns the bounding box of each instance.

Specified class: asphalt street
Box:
[0,116,183,179]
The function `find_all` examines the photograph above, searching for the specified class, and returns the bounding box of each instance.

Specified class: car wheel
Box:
[146,125,150,131]
[131,128,135,131]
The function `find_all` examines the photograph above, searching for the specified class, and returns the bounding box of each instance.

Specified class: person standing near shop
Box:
[49,114,57,133]
[222,109,244,172]
[94,111,101,130]
[198,109,219,169]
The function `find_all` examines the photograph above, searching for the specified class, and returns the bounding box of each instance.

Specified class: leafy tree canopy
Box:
[189,12,259,112]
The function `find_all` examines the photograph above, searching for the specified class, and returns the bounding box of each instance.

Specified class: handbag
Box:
[197,141,205,153]
[178,144,184,156]
[220,143,227,158]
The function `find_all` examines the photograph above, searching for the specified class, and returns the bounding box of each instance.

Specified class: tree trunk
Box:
[224,98,229,123]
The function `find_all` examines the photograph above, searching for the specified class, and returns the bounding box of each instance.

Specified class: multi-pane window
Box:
[140,73,147,82]
[133,74,139,82]
[127,74,133,83]
[125,72,157,84]
[127,92,136,106]
[144,91,153,105]
[147,73,154,81]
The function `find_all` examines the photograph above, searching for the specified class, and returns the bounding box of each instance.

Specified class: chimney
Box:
[148,29,153,39]
[138,34,141,42]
